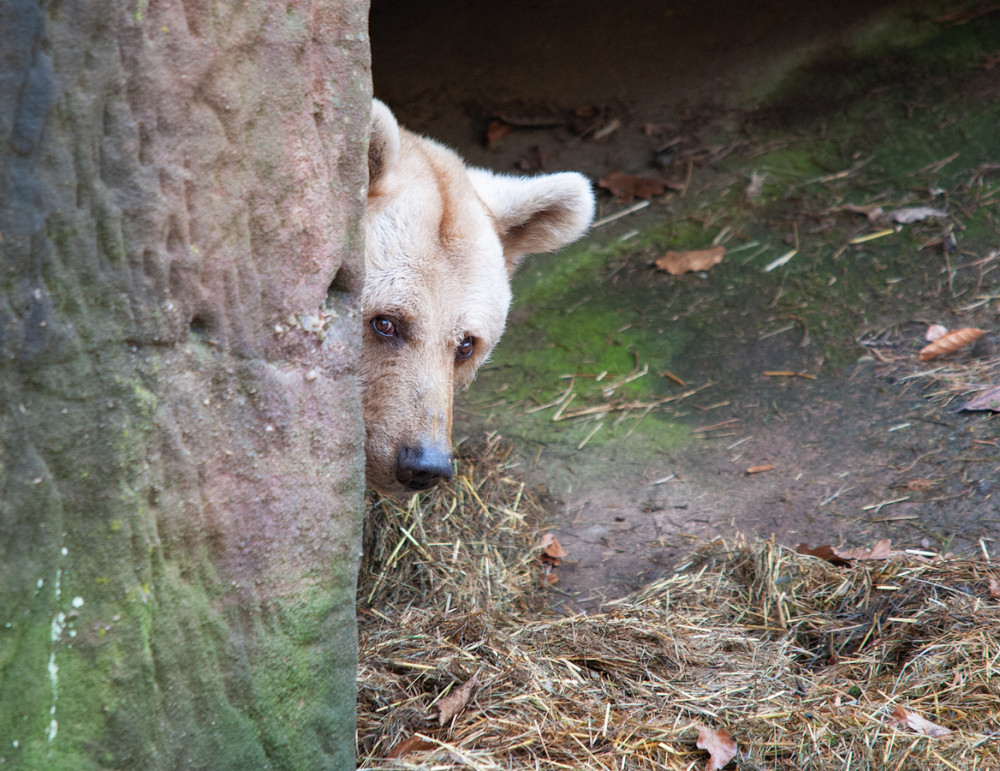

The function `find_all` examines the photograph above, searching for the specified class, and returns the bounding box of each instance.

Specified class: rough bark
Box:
[0,0,370,768]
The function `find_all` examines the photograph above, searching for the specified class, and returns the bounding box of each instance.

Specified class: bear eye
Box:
[456,336,475,361]
[372,316,396,338]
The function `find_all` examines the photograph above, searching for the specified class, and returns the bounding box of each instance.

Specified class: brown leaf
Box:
[962,385,1000,412]
[798,539,903,564]
[919,327,985,361]
[598,170,667,202]
[540,533,569,559]
[486,120,513,148]
[655,246,725,275]
[385,734,436,759]
[989,576,1000,599]
[436,676,478,727]
[695,724,738,770]
[835,538,897,561]
[905,478,935,492]
[889,705,952,737]
[745,464,774,475]
[796,543,850,567]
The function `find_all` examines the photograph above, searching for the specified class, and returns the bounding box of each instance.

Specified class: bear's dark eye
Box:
[456,336,475,361]
[372,317,396,338]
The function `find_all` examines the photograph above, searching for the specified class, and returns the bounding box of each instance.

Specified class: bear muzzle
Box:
[395,443,454,491]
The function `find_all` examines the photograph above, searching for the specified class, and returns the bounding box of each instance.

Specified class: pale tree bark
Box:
[0,0,370,768]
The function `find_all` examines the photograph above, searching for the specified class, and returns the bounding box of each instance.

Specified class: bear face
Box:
[362,100,594,496]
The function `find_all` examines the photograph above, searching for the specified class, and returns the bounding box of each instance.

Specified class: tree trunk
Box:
[0,1,370,768]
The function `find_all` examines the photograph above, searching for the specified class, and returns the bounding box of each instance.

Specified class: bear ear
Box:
[468,169,595,275]
[369,99,400,190]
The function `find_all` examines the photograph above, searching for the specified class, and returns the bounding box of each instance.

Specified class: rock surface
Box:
[0,1,370,767]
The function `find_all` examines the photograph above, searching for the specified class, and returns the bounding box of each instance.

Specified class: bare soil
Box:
[370,0,1000,609]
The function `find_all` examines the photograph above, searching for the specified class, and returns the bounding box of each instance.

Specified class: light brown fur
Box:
[362,100,594,496]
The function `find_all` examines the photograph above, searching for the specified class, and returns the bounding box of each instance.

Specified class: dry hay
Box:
[357,438,1000,770]
[360,434,547,613]
[858,322,1000,413]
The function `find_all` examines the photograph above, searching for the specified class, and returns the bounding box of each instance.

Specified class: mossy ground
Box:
[450,7,1000,603]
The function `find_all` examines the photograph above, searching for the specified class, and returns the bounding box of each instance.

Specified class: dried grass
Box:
[357,438,1000,770]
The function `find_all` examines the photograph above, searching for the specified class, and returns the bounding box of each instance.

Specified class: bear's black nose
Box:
[395,444,453,490]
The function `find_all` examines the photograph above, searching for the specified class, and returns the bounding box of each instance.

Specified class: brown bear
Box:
[363,100,594,496]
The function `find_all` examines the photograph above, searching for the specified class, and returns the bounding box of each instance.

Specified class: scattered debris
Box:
[655,246,725,275]
[925,323,948,342]
[763,370,815,380]
[592,117,622,141]
[592,199,651,228]
[961,385,1000,412]
[539,532,568,560]
[695,724,739,770]
[918,327,985,361]
[384,734,435,760]
[743,171,767,203]
[848,228,895,244]
[763,249,797,272]
[436,676,479,727]
[486,119,513,148]
[889,705,952,738]
[889,206,948,223]
[796,538,908,564]
[598,170,673,202]
[539,532,569,583]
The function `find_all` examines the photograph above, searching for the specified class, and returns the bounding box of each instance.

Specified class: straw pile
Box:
[357,437,1000,770]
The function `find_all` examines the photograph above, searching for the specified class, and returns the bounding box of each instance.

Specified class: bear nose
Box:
[395,444,453,491]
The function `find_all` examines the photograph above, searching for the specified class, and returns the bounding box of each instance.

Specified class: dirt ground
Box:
[369,1,1000,609]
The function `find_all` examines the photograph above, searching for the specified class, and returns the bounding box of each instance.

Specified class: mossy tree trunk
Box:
[0,0,370,768]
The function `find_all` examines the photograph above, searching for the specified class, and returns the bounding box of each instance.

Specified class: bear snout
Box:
[395,443,454,491]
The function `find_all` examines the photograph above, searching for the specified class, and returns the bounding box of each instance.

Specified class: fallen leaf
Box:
[486,120,513,148]
[695,724,738,770]
[889,206,948,224]
[798,539,903,564]
[889,705,952,737]
[919,327,985,360]
[655,246,725,275]
[540,533,569,559]
[905,478,935,492]
[836,539,896,561]
[746,464,774,474]
[925,323,948,341]
[989,576,1000,599]
[436,676,478,727]
[796,543,850,567]
[962,385,1000,412]
[385,734,436,759]
[598,170,667,202]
